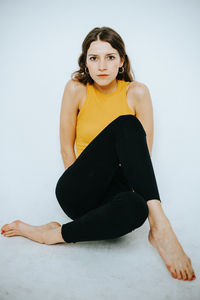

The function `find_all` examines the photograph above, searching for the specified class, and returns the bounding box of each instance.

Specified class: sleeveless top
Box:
[75,79,136,158]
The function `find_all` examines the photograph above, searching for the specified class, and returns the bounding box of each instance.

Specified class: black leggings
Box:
[55,114,161,243]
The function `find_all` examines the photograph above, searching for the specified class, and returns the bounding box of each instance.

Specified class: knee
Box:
[55,174,73,206]
[115,114,146,136]
[55,179,77,219]
[55,176,65,203]
[55,174,84,220]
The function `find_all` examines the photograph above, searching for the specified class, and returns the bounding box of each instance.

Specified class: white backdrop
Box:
[0,0,199,232]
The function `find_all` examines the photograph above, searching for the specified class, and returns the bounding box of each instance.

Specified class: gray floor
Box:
[0,202,199,300]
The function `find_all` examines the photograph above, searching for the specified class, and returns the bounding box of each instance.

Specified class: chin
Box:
[95,77,116,85]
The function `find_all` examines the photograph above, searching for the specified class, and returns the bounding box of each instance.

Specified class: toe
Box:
[3,229,13,235]
[4,230,17,237]
[4,221,21,231]
[2,222,16,231]
[4,233,13,237]
[176,269,182,280]
[186,267,192,280]
[5,225,13,230]
[171,268,177,279]
[5,228,15,233]
[171,271,177,279]
[2,225,13,232]
[1,224,9,231]
[181,270,188,281]
[188,271,195,281]
[187,265,196,280]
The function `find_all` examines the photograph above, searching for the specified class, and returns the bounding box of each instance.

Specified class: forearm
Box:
[61,150,77,170]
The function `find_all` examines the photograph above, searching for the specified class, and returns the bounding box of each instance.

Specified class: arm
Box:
[134,83,154,157]
[133,83,163,226]
[61,150,77,171]
[59,79,80,170]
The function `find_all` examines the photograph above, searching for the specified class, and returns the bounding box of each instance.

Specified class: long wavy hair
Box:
[71,27,135,85]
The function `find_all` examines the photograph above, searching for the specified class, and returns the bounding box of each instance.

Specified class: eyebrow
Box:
[88,53,117,56]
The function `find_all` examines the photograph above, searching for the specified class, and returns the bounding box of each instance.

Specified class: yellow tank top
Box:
[75,79,136,158]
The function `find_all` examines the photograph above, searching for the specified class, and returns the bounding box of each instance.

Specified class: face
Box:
[86,40,124,86]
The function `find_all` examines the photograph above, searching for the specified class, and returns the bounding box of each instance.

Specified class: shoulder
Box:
[127,80,153,119]
[65,79,86,96]
[127,80,152,109]
[127,80,150,99]
[62,79,87,110]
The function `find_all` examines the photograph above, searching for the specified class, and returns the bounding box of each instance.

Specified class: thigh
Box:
[55,117,121,214]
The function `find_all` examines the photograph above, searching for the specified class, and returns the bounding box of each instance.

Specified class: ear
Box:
[120,56,125,67]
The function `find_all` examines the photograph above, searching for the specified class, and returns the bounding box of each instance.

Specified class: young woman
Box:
[1,27,196,282]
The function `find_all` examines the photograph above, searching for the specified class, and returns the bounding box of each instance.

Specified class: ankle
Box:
[147,200,170,230]
[149,217,171,232]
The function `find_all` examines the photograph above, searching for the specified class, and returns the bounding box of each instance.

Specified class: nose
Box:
[98,59,107,70]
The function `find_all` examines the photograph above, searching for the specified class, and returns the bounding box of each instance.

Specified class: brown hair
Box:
[71,26,135,85]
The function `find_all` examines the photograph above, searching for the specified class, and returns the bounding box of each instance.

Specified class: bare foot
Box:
[1,220,64,244]
[148,222,196,281]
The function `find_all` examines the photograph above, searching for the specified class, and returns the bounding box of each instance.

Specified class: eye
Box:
[108,55,115,60]
[89,55,115,61]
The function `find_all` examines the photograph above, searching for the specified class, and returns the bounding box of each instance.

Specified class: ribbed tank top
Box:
[75,79,136,158]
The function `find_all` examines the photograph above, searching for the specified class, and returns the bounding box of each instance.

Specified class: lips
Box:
[97,75,108,77]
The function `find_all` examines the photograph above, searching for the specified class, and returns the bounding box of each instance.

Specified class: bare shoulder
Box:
[126,80,151,115]
[65,79,86,110]
[127,80,150,98]
[65,79,86,97]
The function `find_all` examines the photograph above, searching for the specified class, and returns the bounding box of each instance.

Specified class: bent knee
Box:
[55,175,73,205]
[116,114,146,136]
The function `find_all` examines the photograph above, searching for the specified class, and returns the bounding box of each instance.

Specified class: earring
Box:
[85,67,89,74]
[118,66,124,74]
